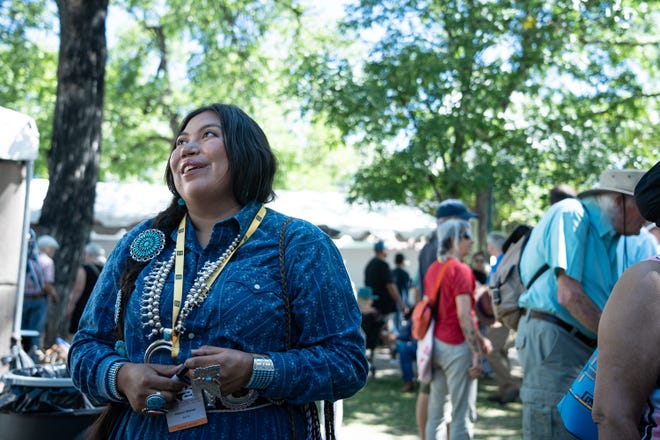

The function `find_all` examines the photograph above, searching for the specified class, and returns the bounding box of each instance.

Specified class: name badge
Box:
[166,384,208,432]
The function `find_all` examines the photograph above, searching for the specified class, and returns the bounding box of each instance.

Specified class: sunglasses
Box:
[462,232,472,240]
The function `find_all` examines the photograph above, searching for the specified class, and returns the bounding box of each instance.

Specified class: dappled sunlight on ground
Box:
[342,347,523,439]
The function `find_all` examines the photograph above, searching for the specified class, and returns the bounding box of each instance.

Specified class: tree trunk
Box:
[475,189,491,253]
[38,0,108,346]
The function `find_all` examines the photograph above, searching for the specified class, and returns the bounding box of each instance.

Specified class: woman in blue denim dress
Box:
[68,104,368,439]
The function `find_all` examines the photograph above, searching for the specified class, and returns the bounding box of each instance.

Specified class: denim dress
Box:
[68,201,369,439]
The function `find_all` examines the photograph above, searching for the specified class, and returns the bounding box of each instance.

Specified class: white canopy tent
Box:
[29,179,436,286]
[0,106,40,374]
[28,180,436,241]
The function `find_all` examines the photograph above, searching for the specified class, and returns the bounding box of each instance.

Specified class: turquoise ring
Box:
[145,392,166,411]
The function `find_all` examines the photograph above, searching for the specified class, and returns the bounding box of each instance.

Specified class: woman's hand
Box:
[185,346,255,395]
[479,336,493,355]
[116,363,186,413]
[467,353,483,380]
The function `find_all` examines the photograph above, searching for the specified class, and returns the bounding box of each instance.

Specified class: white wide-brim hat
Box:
[578,169,646,198]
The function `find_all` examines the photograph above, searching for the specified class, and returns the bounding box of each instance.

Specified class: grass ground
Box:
[341,350,522,439]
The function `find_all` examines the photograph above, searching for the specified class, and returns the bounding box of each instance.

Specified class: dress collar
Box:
[168,201,261,252]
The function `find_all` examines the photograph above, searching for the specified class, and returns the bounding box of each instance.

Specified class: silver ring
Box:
[141,407,166,416]
[145,391,167,411]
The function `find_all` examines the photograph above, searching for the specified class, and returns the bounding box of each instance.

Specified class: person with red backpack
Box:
[415,199,478,440]
[424,219,491,440]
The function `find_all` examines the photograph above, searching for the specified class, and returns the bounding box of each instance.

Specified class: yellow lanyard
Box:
[171,205,266,358]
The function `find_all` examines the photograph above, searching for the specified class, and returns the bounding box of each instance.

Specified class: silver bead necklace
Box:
[140,234,240,339]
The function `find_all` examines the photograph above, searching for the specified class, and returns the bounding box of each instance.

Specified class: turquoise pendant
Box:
[130,229,166,262]
[114,340,127,357]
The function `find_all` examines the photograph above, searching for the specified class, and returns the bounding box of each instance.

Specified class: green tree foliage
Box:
[290,0,659,228]
[0,0,58,177]
[0,0,352,189]
[97,0,359,189]
[100,0,304,181]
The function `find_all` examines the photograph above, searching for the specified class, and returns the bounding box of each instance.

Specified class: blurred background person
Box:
[36,234,60,306]
[593,160,660,439]
[397,312,417,393]
[21,230,46,352]
[416,199,478,440]
[67,242,106,338]
[425,219,490,440]
[470,251,489,285]
[517,169,650,439]
[393,252,413,306]
[549,183,577,205]
[365,240,407,336]
[21,233,59,352]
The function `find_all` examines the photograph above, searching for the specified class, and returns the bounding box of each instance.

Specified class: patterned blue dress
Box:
[68,201,368,438]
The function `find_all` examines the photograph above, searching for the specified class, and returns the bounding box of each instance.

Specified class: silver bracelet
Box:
[107,361,127,401]
[246,356,275,390]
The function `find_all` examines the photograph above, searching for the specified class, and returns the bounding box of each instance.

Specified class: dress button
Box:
[188,333,195,339]
[254,284,261,290]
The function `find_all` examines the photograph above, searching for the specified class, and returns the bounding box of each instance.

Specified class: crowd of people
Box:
[17,101,658,439]
[19,231,107,362]
[360,163,659,439]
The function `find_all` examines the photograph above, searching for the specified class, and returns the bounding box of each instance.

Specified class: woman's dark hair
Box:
[116,103,276,336]
[93,104,278,439]
[165,103,277,205]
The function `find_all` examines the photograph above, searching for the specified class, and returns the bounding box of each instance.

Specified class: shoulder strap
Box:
[279,217,295,349]
[520,231,549,289]
[429,259,455,308]
[278,218,334,440]
[28,257,45,291]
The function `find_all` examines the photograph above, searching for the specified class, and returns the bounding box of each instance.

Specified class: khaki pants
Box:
[515,312,593,440]
[427,338,477,440]
[485,323,519,398]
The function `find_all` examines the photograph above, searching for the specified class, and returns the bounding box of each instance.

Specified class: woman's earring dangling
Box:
[177,197,186,207]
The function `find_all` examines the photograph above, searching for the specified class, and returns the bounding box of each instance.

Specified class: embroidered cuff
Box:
[107,361,127,401]
[246,355,275,390]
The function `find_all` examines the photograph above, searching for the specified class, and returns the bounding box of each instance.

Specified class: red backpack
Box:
[411,259,455,340]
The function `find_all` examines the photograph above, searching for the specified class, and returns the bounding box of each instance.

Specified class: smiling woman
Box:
[68,103,369,439]
[168,111,238,246]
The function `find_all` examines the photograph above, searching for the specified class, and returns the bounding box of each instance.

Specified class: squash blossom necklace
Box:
[141,205,266,359]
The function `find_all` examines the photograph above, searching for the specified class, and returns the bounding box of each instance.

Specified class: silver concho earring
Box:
[130,229,166,262]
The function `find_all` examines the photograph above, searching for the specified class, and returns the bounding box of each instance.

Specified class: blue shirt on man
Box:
[518,197,621,340]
